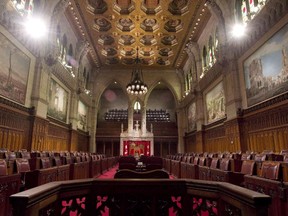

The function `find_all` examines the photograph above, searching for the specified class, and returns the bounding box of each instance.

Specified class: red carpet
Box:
[97,165,119,179]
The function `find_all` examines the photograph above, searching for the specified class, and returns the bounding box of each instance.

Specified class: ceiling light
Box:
[25,17,47,39]
[232,23,246,38]
[126,48,148,95]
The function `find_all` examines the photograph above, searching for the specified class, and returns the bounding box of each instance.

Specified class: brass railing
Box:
[10,179,271,216]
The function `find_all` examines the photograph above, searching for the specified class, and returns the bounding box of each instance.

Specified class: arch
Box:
[205,0,227,46]
[94,78,129,108]
[143,80,178,107]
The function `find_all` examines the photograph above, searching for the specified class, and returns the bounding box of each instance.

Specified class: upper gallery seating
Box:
[104,108,171,122]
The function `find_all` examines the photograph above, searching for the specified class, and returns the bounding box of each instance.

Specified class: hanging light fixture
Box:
[126,48,148,95]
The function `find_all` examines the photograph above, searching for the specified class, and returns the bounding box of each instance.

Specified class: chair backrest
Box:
[193,156,199,165]
[21,151,31,159]
[254,154,267,162]
[118,163,136,170]
[260,161,280,180]
[6,152,17,161]
[40,157,51,169]
[114,169,169,179]
[52,157,62,166]
[241,153,251,160]
[240,160,256,175]
[284,154,288,162]
[0,159,8,175]
[280,149,288,155]
[210,158,219,169]
[219,158,231,171]
[198,157,206,166]
[119,156,136,165]
[15,158,30,173]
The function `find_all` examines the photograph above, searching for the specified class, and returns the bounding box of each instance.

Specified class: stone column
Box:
[128,103,134,133]
[141,105,147,135]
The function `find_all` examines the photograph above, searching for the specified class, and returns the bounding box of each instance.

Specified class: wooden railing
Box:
[10,179,271,216]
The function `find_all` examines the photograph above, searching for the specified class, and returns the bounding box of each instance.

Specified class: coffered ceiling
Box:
[67,0,211,70]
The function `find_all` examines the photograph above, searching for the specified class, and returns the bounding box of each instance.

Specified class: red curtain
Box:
[123,140,150,156]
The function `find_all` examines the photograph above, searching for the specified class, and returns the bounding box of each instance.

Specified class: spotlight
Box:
[25,17,47,39]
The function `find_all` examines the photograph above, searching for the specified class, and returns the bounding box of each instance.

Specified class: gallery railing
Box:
[10,179,271,216]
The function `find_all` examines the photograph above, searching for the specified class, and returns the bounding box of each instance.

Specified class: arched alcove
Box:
[146,83,176,122]
[96,82,128,156]
[98,82,128,123]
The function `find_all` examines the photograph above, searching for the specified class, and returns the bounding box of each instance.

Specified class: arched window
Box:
[202,46,207,70]
[188,70,192,91]
[60,34,67,64]
[67,44,73,67]
[11,0,35,17]
[208,36,214,67]
[214,28,219,56]
[236,0,268,25]
[85,71,90,89]
[134,101,141,112]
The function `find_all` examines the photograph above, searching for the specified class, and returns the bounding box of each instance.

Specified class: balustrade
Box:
[10,179,271,216]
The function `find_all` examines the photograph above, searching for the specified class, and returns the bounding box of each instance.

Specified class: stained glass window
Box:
[238,0,268,24]
[11,0,34,17]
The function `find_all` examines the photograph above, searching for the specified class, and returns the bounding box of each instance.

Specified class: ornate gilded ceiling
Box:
[67,0,210,69]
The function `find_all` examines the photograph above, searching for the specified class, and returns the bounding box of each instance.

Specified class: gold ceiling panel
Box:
[70,0,211,69]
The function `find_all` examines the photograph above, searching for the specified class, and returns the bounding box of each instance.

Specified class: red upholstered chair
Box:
[210,158,219,169]
[219,158,230,171]
[40,157,51,169]
[0,159,8,176]
[260,161,280,180]
[15,158,30,173]
[52,157,62,166]
[240,160,256,175]
[254,154,267,162]
[15,158,31,190]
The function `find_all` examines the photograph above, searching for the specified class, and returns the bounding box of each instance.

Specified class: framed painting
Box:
[47,78,68,122]
[0,32,31,104]
[243,22,288,107]
[187,102,196,131]
[77,100,87,130]
[205,81,225,124]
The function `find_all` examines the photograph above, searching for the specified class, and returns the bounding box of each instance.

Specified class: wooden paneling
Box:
[242,96,288,153]
[0,98,31,150]
[0,98,89,152]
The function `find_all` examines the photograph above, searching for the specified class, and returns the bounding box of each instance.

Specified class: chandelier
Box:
[126,48,148,95]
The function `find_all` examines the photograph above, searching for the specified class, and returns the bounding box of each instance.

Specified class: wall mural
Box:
[188,102,196,131]
[205,82,225,123]
[77,100,87,130]
[244,23,288,106]
[47,78,68,122]
[0,32,30,104]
